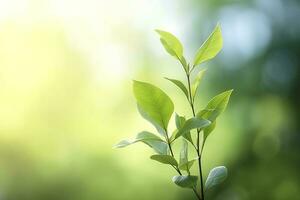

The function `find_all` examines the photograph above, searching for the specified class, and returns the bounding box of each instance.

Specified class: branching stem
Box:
[186,71,205,200]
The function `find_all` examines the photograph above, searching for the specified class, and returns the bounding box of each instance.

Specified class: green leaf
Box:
[155,30,183,60]
[193,24,223,67]
[137,105,166,136]
[114,140,132,148]
[196,90,232,142]
[114,131,163,148]
[205,166,228,191]
[175,118,211,139]
[170,129,177,143]
[197,90,233,122]
[150,155,178,167]
[133,81,174,134]
[165,78,189,100]
[179,139,188,167]
[174,114,193,144]
[114,131,168,155]
[175,113,186,129]
[183,133,193,145]
[145,141,169,155]
[172,175,198,188]
[179,158,197,171]
[191,69,206,100]
[203,120,216,141]
[181,57,189,72]
[179,139,196,173]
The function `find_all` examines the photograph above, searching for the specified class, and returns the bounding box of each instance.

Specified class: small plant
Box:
[115,24,233,200]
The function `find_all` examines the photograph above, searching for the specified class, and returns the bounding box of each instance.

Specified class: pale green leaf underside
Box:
[179,139,188,167]
[150,154,178,167]
[193,24,223,67]
[175,117,211,139]
[172,175,198,188]
[205,166,228,191]
[114,131,168,155]
[165,78,189,100]
[133,80,174,131]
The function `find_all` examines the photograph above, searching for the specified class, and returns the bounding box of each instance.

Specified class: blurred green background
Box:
[0,0,299,199]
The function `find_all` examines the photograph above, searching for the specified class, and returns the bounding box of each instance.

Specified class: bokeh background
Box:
[0,0,299,199]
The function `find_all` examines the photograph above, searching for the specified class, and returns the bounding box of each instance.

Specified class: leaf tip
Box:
[113,140,131,148]
[154,29,164,36]
[132,79,138,85]
[227,89,234,95]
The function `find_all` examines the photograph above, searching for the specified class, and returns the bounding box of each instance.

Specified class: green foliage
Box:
[175,118,211,139]
[115,131,168,155]
[150,155,178,167]
[193,24,223,68]
[155,30,187,71]
[165,78,189,100]
[179,139,188,168]
[174,113,193,144]
[191,69,206,101]
[197,90,233,122]
[133,80,174,134]
[178,139,197,172]
[205,166,228,191]
[172,175,198,188]
[197,90,233,142]
[116,24,233,200]
[156,29,183,59]
[179,158,197,172]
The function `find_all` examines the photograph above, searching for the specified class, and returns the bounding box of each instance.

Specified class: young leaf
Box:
[179,158,197,171]
[133,81,174,133]
[150,155,178,167]
[193,24,223,68]
[197,90,233,122]
[179,139,188,168]
[114,131,168,155]
[179,139,196,173]
[155,30,183,59]
[174,114,193,144]
[191,69,206,100]
[205,166,228,191]
[175,118,211,139]
[203,120,216,142]
[172,175,198,188]
[165,78,189,100]
[175,113,186,129]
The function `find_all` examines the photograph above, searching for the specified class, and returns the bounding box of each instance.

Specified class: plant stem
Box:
[165,133,175,157]
[196,137,205,200]
[186,72,205,200]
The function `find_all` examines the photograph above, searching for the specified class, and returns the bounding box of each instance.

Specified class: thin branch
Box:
[186,71,205,200]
